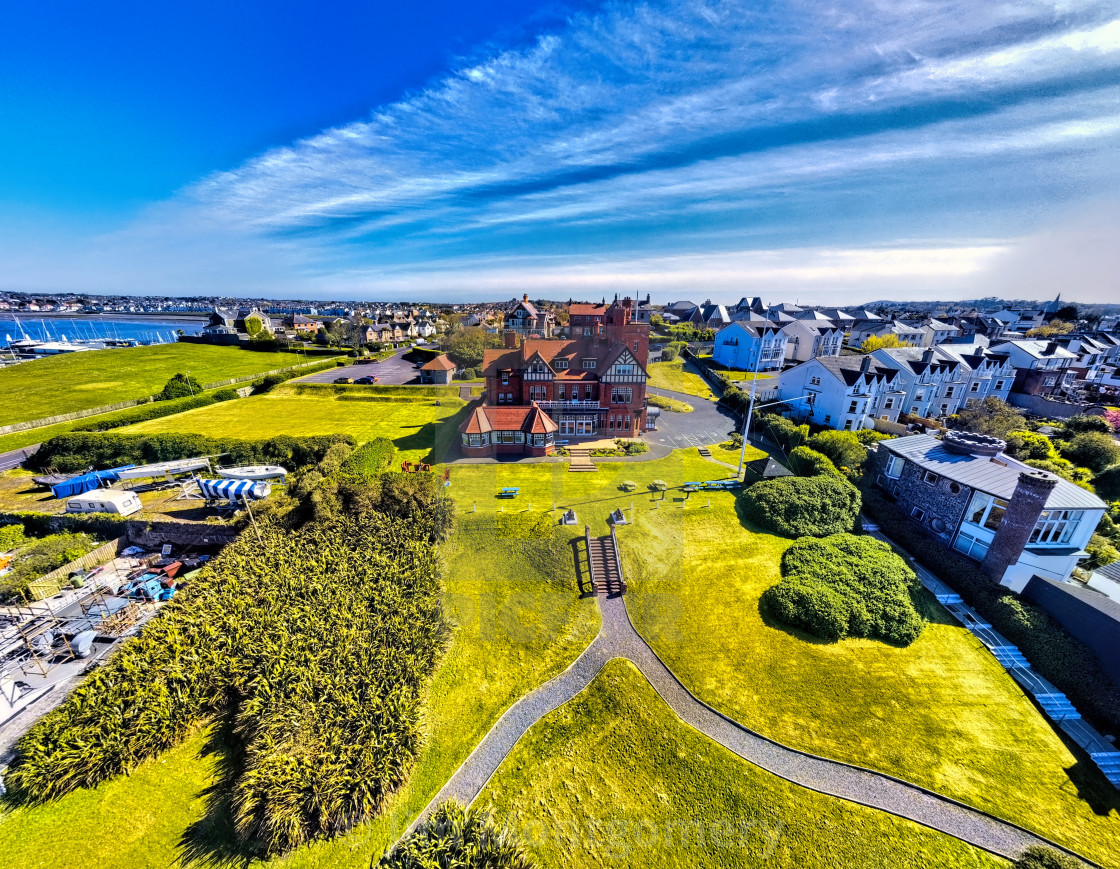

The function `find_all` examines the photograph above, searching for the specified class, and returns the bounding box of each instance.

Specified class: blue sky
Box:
[2,0,1118,304]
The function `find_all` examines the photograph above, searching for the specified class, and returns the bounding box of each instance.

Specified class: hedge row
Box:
[340,437,397,477]
[862,485,1120,733]
[30,432,356,474]
[71,389,240,433]
[0,510,130,541]
[7,514,449,856]
[250,358,342,393]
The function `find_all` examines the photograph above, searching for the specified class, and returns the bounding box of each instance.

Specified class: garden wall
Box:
[1007,392,1088,419]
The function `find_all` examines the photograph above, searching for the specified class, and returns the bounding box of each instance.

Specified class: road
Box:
[296,348,424,386]
[646,386,739,450]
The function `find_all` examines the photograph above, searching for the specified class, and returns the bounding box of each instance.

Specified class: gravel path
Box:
[408,594,1083,863]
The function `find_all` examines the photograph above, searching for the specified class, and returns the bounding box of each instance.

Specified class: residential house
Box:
[989,339,1078,396]
[917,318,961,347]
[933,345,1016,407]
[504,294,556,338]
[872,430,1106,591]
[846,320,924,349]
[731,297,766,317]
[870,347,971,419]
[419,354,456,385]
[414,319,438,339]
[283,314,318,335]
[777,355,903,431]
[459,297,650,457]
[680,300,731,330]
[366,322,406,343]
[780,320,843,363]
[568,301,608,337]
[711,321,787,372]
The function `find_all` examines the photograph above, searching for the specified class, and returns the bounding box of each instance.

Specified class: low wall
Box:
[125,521,239,549]
[1007,392,1087,419]
[1022,576,1120,684]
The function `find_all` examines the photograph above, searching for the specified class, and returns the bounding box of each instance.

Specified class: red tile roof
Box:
[421,354,456,371]
[458,403,559,435]
[569,303,607,317]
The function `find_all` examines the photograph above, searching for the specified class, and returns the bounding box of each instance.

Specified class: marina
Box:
[1,315,205,361]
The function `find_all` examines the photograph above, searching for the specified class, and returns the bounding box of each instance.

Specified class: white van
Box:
[65,489,141,517]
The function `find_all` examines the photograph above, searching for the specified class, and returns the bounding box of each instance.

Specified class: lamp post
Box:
[736,390,820,478]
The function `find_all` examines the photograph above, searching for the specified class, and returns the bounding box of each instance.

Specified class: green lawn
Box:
[480,659,1005,869]
[621,492,1120,865]
[696,354,774,380]
[120,387,468,464]
[647,359,716,399]
[0,512,599,869]
[0,345,307,428]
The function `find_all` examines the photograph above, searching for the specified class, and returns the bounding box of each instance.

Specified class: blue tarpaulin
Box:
[51,465,135,500]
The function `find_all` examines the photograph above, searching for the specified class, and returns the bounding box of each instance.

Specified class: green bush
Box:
[741,474,860,537]
[788,446,841,478]
[157,372,202,401]
[30,432,355,474]
[339,438,396,477]
[806,430,868,473]
[1060,431,1120,474]
[1095,465,1120,501]
[660,345,679,361]
[763,534,924,644]
[0,522,26,551]
[7,515,448,857]
[755,412,809,453]
[1012,845,1088,869]
[861,484,1120,734]
[1004,430,1059,462]
[0,531,99,599]
[378,801,536,869]
[1060,414,1114,436]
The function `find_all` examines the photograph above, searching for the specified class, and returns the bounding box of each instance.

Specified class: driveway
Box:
[295,348,424,385]
[647,386,740,449]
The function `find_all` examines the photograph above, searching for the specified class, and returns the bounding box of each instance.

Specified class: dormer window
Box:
[582,358,597,369]
[554,359,569,369]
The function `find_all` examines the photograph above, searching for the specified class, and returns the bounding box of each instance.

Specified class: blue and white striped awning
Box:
[198,477,270,502]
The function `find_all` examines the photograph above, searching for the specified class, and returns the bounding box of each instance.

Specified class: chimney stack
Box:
[523,293,529,303]
[922,348,936,363]
[981,470,1058,585]
[503,330,520,349]
[1044,341,1058,355]
[859,355,872,374]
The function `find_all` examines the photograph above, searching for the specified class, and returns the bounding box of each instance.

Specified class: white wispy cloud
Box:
[6,0,1120,301]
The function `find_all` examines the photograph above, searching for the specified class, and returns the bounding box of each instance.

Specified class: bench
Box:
[498,487,520,498]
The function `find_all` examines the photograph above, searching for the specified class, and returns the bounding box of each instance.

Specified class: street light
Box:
[736,388,818,478]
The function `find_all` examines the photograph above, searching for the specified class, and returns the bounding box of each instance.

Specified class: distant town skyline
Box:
[2,0,1118,302]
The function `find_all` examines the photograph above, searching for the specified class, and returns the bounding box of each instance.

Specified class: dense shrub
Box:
[1004,430,1059,462]
[157,372,202,400]
[1060,431,1120,474]
[861,485,1120,734]
[741,474,860,537]
[806,430,868,473]
[660,345,679,361]
[763,534,924,644]
[1095,465,1120,502]
[0,531,99,599]
[788,446,841,478]
[0,522,25,550]
[754,412,809,453]
[378,801,536,869]
[30,432,355,474]
[1012,846,1088,869]
[7,515,448,856]
[0,511,130,541]
[589,439,649,457]
[1060,414,1114,436]
[948,397,1027,438]
[339,437,396,477]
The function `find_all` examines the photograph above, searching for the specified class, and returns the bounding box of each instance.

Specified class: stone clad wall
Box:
[872,446,972,543]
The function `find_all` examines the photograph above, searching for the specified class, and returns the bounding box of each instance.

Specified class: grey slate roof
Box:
[881,434,1106,511]
[1093,561,1120,584]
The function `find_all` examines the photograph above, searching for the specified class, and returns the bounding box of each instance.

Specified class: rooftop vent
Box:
[942,430,1005,457]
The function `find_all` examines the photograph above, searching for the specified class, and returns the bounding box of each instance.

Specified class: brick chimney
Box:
[980,470,1058,584]
[503,330,520,349]
[1044,341,1058,355]
[523,293,529,303]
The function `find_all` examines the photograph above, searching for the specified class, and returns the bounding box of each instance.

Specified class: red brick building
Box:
[459,297,650,458]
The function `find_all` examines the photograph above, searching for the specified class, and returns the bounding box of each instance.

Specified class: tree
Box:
[807,430,868,473]
[158,372,201,400]
[444,327,502,368]
[1026,319,1074,337]
[242,313,265,337]
[1061,414,1114,436]
[1105,409,1120,432]
[1061,432,1120,474]
[859,333,914,353]
[1052,305,1079,322]
[1085,534,1120,571]
[949,397,1027,439]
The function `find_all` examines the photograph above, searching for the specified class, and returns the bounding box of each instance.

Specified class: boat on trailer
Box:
[216,465,287,481]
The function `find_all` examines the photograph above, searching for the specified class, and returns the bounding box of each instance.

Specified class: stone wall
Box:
[871,446,972,543]
[1007,392,1086,419]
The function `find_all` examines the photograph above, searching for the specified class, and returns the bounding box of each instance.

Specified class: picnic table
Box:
[498,487,520,498]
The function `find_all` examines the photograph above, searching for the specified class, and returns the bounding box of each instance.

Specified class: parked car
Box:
[333,377,353,384]
[354,376,379,384]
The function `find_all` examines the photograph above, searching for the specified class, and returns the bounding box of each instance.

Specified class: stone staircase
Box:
[567,447,597,472]
[585,526,626,596]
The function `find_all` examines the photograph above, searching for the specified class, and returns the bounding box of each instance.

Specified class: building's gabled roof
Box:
[458,403,559,435]
[812,354,899,387]
[793,309,836,322]
[990,339,1078,360]
[924,318,959,331]
[880,434,1105,511]
[421,354,456,371]
[730,309,769,323]
[744,456,793,479]
[569,303,607,318]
